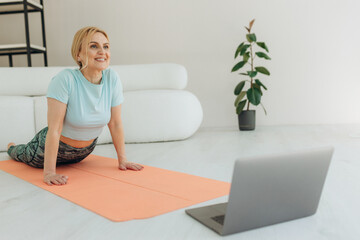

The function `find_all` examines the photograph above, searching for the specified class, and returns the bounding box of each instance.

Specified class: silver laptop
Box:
[186,146,334,236]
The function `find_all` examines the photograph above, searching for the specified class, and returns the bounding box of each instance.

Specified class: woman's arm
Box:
[108,105,143,171]
[43,98,68,185]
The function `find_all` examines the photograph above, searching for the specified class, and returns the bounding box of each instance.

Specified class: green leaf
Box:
[255,66,270,76]
[236,100,247,114]
[255,79,267,90]
[231,61,247,72]
[256,42,269,52]
[247,71,257,78]
[234,91,247,106]
[239,73,248,76]
[246,33,257,42]
[234,81,246,95]
[253,83,263,95]
[243,52,250,62]
[234,42,245,59]
[240,44,250,56]
[247,87,262,106]
[255,52,271,60]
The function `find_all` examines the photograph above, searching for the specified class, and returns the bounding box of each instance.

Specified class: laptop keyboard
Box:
[211,215,225,225]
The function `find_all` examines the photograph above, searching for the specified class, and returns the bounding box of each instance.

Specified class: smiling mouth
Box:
[95,58,106,62]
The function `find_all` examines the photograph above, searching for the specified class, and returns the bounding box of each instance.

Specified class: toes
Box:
[7,142,15,150]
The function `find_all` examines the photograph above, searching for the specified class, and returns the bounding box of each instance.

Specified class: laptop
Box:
[185,146,334,236]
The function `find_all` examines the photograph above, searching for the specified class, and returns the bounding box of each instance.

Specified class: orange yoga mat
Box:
[0,155,230,221]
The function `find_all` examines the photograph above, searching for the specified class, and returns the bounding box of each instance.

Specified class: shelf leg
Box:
[23,0,32,67]
[43,52,48,66]
[40,0,48,66]
[8,55,13,67]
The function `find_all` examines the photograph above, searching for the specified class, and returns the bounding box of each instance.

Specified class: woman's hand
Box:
[43,173,69,186]
[118,161,144,171]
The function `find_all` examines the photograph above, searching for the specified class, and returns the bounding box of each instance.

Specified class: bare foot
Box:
[7,142,15,150]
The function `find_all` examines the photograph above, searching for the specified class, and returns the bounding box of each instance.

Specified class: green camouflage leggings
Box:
[7,127,97,168]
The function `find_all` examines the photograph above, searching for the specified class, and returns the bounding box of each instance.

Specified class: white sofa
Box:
[0,63,203,157]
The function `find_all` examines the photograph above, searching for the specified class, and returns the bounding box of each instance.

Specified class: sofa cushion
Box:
[0,64,187,96]
[0,96,36,152]
[34,96,47,132]
[0,67,67,96]
[113,63,187,91]
[122,90,203,143]
[0,152,11,160]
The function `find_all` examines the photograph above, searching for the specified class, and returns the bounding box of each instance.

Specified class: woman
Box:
[7,26,143,186]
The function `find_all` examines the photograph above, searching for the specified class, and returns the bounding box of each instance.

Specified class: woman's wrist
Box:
[43,172,56,178]
[43,163,56,176]
[117,154,127,163]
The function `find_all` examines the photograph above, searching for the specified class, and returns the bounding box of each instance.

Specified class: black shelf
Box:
[0,0,42,14]
[0,0,47,66]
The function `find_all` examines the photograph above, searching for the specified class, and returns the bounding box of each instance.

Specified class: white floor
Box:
[1,125,359,240]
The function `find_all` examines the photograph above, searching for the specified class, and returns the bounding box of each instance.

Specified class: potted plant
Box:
[231,19,271,131]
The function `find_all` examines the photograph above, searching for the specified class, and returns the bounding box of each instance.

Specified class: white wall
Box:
[1,0,359,128]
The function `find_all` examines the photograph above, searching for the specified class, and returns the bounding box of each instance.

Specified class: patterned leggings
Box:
[7,127,97,168]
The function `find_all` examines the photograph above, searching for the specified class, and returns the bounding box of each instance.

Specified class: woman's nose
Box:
[98,47,105,54]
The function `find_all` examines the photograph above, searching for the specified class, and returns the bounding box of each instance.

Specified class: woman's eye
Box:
[104,45,109,49]
[90,45,97,49]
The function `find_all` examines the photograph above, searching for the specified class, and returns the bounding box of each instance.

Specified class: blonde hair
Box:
[71,26,109,70]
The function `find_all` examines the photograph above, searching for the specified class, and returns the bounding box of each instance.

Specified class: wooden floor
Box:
[1,125,359,240]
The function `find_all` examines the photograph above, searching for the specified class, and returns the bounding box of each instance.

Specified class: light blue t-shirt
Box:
[47,68,124,141]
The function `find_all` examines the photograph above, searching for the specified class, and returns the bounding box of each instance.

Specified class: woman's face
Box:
[78,32,110,72]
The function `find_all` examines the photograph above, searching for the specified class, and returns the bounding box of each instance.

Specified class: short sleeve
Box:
[111,71,124,107]
[46,70,72,104]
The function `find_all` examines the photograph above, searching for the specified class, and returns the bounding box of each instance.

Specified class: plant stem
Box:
[247,41,254,111]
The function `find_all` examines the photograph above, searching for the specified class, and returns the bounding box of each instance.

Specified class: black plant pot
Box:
[238,110,256,131]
